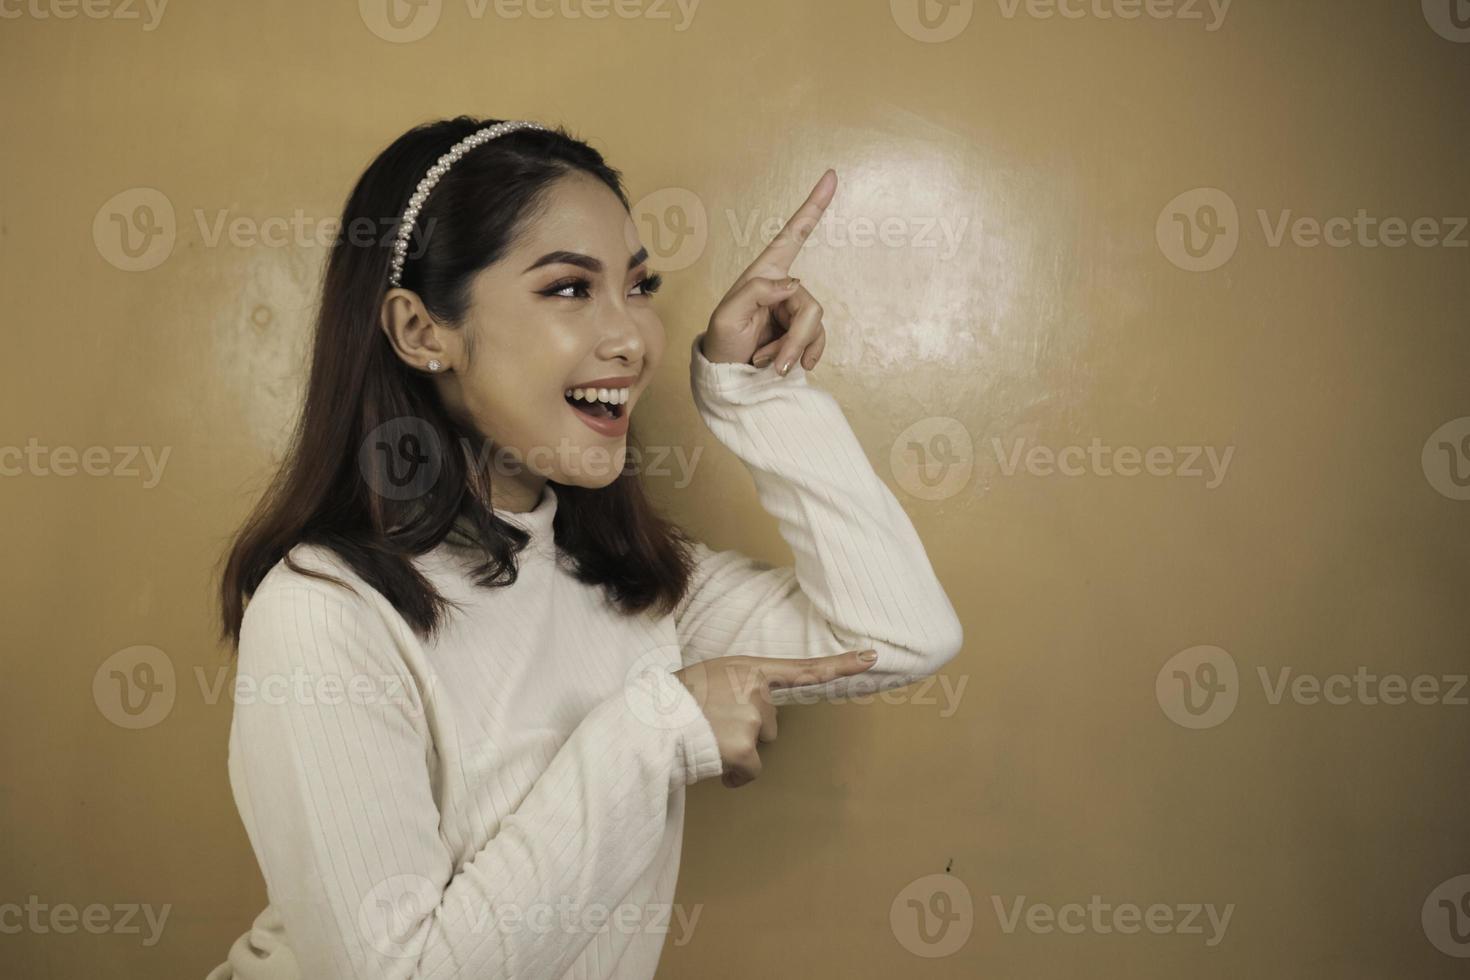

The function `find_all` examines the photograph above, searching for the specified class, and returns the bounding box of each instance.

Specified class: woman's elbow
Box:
[914,612,964,674]
[930,613,964,671]
[863,614,963,686]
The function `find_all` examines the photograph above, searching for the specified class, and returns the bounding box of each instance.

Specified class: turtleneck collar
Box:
[444,483,559,551]
[498,482,558,541]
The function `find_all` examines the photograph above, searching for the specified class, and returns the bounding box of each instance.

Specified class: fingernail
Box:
[858,650,878,663]
[753,352,774,367]
[785,277,801,289]
[778,359,791,375]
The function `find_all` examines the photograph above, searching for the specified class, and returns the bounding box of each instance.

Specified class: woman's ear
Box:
[379,288,453,373]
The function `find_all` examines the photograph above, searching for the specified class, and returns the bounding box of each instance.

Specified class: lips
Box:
[563,376,635,438]
[563,373,636,428]
[568,374,638,390]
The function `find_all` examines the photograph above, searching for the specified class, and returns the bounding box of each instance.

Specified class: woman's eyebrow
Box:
[523,246,649,275]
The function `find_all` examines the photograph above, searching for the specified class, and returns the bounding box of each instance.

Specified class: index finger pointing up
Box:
[746,169,837,277]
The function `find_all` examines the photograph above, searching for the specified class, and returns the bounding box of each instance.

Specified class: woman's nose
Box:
[596,309,648,364]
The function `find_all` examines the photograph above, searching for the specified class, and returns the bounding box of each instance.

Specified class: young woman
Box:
[208,116,964,980]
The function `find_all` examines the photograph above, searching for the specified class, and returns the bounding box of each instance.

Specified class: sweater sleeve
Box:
[227,577,724,980]
[672,331,965,706]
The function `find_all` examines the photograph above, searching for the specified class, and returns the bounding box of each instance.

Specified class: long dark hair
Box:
[218,115,697,655]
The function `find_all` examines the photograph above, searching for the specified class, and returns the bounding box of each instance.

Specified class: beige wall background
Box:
[2,1,1468,977]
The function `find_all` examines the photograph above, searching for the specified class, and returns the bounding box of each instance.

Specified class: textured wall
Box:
[1,1,1467,976]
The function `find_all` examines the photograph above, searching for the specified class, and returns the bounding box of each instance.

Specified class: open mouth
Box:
[564,388,626,421]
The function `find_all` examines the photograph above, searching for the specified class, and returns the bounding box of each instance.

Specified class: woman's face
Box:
[442,172,666,508]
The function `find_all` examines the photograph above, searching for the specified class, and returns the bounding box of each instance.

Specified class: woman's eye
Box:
[544,278,592,299]
[632,272,664,297]
[542,272,662,300]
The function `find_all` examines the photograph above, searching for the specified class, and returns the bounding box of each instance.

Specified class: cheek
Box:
[640,313,667,366]
[456,360,560,444]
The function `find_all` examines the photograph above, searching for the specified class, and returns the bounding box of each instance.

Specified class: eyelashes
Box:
[541,271,663,300]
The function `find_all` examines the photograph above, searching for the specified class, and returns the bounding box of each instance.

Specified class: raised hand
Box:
[701,169,837,376]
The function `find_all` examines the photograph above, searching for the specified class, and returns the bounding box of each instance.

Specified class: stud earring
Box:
[427,359,443,372]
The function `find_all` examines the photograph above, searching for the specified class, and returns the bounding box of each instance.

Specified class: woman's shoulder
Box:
[238,543,416,670]
[254,541,371,603]
[243,542,396,641]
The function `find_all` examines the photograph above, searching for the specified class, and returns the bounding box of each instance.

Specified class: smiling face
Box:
[431,171,666,509]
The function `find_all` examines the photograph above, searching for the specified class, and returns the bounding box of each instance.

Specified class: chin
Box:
[557,468,624,491]
[552,438,630,489]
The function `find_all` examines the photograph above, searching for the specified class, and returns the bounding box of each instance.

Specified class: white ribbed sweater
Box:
[209,332,964,980]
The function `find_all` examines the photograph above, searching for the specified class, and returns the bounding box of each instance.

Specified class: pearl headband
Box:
[387,119,549,288]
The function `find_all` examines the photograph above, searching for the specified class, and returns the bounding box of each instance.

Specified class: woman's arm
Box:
[673,331,965,707]
[228,579,724,980]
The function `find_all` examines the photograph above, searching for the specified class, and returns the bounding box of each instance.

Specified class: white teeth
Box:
[564,386,630,406]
